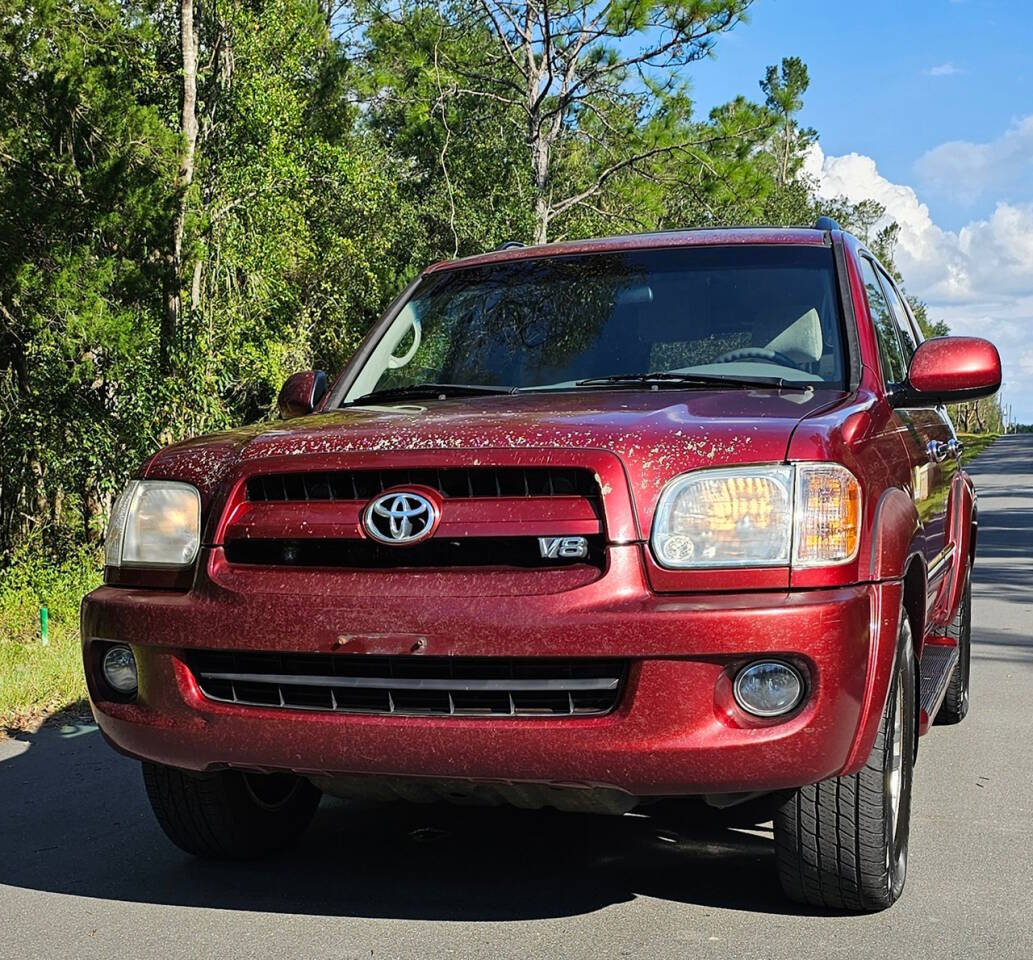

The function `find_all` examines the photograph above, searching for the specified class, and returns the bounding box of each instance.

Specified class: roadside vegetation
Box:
[958,433,998,466]
[1,542,99,731]
[0,0,1004,730]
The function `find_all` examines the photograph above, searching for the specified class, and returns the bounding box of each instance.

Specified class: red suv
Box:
[83,221,1000,911]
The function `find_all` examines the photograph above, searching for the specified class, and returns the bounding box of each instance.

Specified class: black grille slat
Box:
[187,652,625,718]
[245,467,598,503]
[224,536,604,570]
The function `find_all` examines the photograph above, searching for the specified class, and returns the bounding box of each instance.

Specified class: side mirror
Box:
[894,336,1001,406]
[278,370,328,419]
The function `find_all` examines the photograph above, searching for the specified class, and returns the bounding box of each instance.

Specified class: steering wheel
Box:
[713,346,800,369]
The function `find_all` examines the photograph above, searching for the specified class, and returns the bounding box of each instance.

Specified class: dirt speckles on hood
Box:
[143,388,846,528]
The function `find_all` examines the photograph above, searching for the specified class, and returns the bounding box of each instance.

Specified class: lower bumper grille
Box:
[187,651,625,717]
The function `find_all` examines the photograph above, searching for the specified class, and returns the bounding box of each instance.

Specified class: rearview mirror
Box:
[895,336,1001,406]
[278,370,328,419]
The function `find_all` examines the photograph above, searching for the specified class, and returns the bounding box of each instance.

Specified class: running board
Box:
[919,644,960,734]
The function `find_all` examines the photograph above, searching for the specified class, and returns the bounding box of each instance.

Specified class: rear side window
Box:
[859,257,906,384]
[877,268,920,362]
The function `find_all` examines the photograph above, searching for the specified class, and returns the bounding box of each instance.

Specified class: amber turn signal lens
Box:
[792,464,861,566]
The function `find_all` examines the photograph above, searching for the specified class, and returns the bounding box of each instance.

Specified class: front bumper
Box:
[82,546,902,798]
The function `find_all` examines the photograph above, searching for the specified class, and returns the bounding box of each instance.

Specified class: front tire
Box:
[936,566,971,725]
[773,611,916,911]
[142,762,322,859]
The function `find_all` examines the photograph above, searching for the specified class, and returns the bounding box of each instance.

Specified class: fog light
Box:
[101,644,138,695]
[733,660,803,717]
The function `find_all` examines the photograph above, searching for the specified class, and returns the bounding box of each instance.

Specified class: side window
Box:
[859,257,907,384]
[877,267,919,363]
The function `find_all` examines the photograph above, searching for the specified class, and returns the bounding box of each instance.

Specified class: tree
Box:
[358,6,536,258]
[362,0,753,243]
[906,296,949,339]
[0,0,177,548]
[760,56,816,187]
[163,0,200,373]
[0,0,412,556]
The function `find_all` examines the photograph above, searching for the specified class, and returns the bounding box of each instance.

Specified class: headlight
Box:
[652,466,794,568]
[104,480,201,567]
[651,463,860,569]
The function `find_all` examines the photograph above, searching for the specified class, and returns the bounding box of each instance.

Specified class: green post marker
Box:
[40,606,49,646]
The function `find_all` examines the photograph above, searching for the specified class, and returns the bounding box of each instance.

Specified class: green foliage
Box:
[0,538,100,728]
[0,0,178,549]
[761,56,817,186]
[0,0,1002,577]
[0,540,102,636]
[0,0,413,559]
[956,432,998,465]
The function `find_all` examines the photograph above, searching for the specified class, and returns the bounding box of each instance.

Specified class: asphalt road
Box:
[2,435,1032,960]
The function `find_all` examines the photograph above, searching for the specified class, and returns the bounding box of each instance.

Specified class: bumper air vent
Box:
[187,651,625,718]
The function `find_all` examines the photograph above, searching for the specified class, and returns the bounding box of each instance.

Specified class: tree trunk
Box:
[162,0,200,373]
[29,457,48,528]
[52,484,65,527]
[82,479,105,545]
[530,137,550,244]
[780,115,792,186]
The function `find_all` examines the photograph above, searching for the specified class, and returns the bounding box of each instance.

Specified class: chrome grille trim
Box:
[195,671,619,692]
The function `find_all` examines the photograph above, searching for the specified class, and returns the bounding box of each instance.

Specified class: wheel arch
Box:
[868,487,922,582]
[902,556,927,658]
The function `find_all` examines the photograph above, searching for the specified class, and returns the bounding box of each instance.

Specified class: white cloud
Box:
[805,143,1033,421]
[925,62,963,77]
[915,114,1033,204]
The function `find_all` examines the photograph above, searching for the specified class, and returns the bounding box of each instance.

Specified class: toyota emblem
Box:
[362,489,440,545]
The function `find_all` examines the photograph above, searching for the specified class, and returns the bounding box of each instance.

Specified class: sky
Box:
[687,0,1033,422]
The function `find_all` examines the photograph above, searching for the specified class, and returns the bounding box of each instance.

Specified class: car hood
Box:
[145,388,847,535]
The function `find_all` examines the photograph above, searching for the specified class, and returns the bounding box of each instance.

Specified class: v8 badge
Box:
[538,536,589,559]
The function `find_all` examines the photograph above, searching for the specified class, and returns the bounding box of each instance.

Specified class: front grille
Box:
[187,651,625,717]
[224,536,604,569]
[246,467,598,503]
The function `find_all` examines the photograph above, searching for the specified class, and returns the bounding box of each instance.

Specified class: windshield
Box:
[343,244,846,402]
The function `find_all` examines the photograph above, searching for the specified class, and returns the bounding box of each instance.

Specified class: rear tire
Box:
[142,762,322,860]
[935,566,971,725]
[773,611,916,911]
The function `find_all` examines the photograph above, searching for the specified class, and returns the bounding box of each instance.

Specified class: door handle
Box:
[926,440,948,463]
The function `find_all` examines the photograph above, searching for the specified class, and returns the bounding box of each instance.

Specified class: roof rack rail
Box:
[496,240,526,251]
[814,216,841,232]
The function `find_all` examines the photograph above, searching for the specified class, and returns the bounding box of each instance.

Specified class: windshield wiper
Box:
[344,383,516,405]
[575,372,812,391]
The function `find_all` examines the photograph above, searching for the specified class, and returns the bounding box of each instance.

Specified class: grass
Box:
[958,432,998,466]
[0,431,1004,735]
[0,542,100,733]
[0,622,91,732]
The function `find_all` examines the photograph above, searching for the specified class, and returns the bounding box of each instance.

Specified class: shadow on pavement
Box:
[0,722,828,921]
